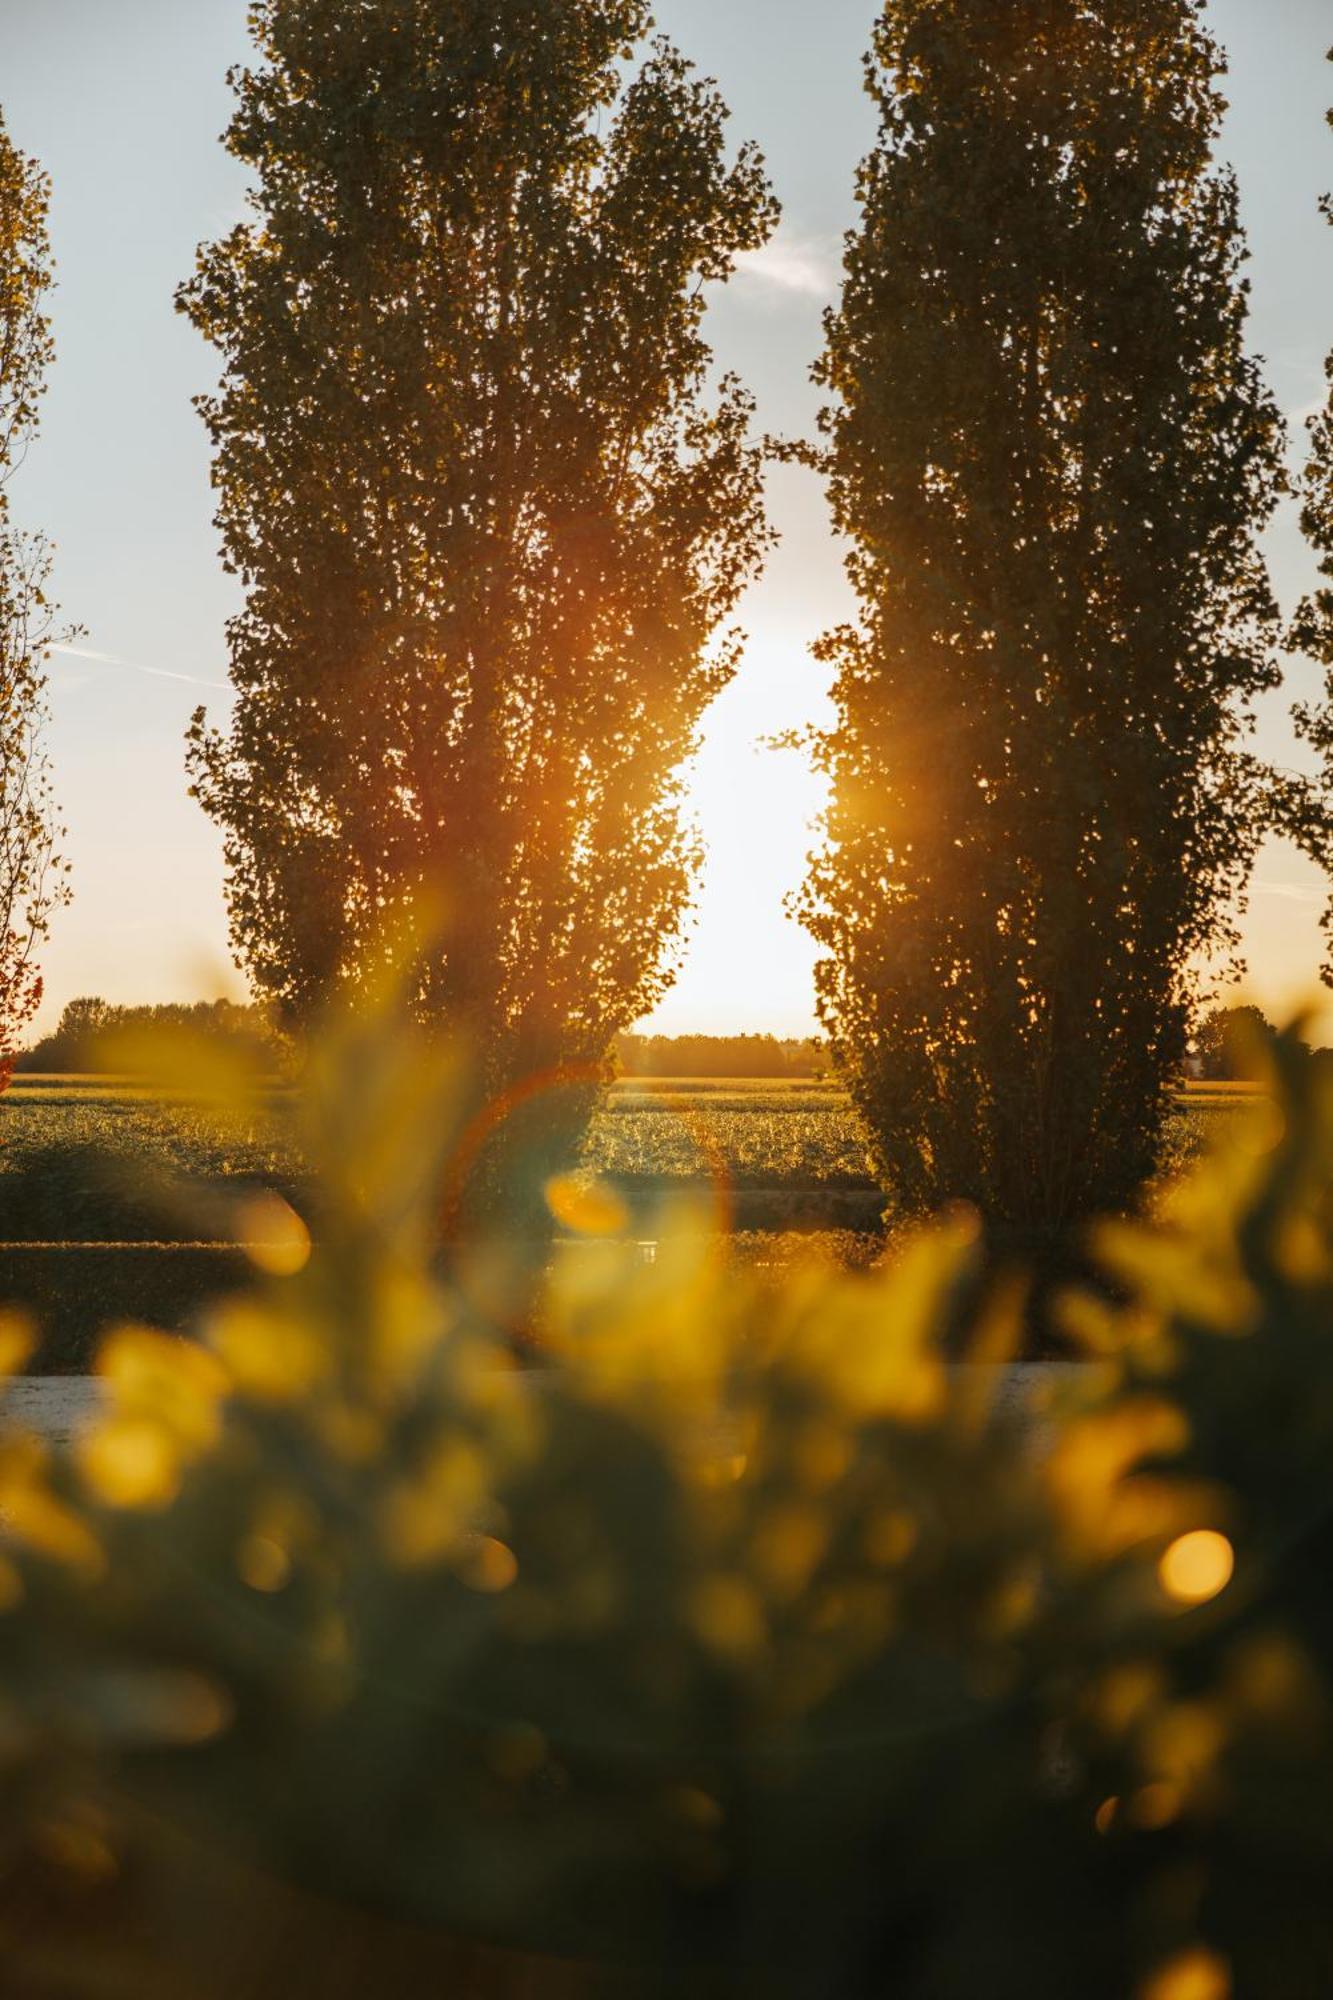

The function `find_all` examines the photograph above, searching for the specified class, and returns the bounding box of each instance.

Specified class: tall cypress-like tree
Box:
[802,0,1288,1236]
[1291,50,1333,969]
[180,0,775,1198]
[0,112,68,1086]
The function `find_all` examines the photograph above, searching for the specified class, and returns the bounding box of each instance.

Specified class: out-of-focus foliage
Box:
[0,110,69,1088]
[801,1,1323,1242]
[0,1016,1331,1995]
[178,0,777,1221]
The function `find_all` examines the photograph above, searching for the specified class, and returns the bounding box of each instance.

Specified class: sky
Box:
[1,0,1331,1038]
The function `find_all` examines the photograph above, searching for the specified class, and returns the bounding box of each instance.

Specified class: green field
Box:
[0,1073,1261,1370]
[0,1073,1255,1228]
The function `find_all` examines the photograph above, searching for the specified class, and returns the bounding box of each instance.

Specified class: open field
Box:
[0,1072,1260,1372]
[0,1073,1258,1222]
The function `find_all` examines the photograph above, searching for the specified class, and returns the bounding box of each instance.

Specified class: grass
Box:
[0,1072,1252,1231]
[1,1080,287,1180]
[590,1098,875,1188]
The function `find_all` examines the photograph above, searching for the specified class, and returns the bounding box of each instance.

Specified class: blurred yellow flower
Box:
[691,1574,767,1660]
[98,1324,227,1452]
[77,1416,185,1512]
[209,1299,331,1404]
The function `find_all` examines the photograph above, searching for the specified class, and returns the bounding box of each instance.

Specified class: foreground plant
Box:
[0,1016,1330,1997]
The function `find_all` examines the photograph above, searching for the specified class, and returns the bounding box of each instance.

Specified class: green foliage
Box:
[0,1139,207,1247]
[0,1013,1329,1995]
[802,0,1299,1237]
[0,109,69,1084]
[178,0,777,1217]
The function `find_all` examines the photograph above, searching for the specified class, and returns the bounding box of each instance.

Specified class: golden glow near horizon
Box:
[31,624,1333,1043]
[11,0,1333,1040]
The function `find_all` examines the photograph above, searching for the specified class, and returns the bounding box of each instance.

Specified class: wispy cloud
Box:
[733,230,837,301]
[53,643,229,693]
[1256,879,1326,907]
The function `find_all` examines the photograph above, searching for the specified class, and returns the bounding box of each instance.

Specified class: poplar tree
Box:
[0,112,68,1086]
[1291,50,1333,970]
[803,0,1288,1237]
[180,0,775,1202]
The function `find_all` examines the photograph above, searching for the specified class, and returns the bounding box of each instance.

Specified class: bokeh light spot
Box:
[1128,1781,1184,1831]
[0,1312,34,1379]
[1139,1945,1231,2000]
[1159,1530,1234,1607]
[77,1418,181,1512]
[238,1193,313,1277]
[462,1536,519,1594]
[238,1534,292,1594]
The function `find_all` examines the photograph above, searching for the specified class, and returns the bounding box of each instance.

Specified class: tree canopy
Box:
[0,109,68,1086]
[802,0,1296,1234]
[179,0,776,1204]
[1192,1002,1278,1083]
[1290,46,1333,974]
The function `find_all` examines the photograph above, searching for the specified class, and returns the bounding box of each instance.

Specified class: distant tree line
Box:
[614,1033,825,1079]
[24,998,1316,1089]
[1188,1003,1329,1084]
[15,996,271,1074]
[20,1008,826,1083]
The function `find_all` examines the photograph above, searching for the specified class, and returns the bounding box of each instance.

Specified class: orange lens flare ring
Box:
[435,1067,736,1340]
[437,1058,610,1243]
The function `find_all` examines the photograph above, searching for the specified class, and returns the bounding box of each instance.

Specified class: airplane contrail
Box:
[53,643,230,693]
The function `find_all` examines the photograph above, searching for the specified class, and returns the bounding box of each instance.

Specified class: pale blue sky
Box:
[2,0,1331,1034]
